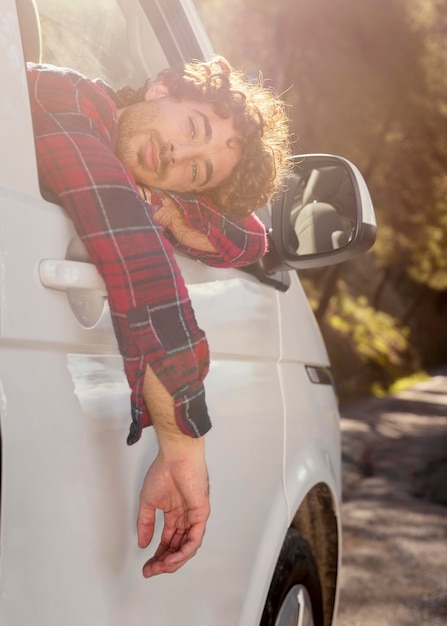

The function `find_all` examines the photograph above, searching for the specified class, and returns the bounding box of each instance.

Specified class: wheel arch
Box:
[290,482,340,626]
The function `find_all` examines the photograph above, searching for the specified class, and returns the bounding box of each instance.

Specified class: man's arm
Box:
[28,64,211,443]
[137,366,210,577]
[28,64,213,575]
[149,190,268,267]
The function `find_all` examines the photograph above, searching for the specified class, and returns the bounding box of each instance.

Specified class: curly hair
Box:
[116,56,292,217]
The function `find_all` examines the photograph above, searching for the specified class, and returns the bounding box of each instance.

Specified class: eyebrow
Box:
[197,111,212,142]
[195,111,213,187]
[199,160,213,187]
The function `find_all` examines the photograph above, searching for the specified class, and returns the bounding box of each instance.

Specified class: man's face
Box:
[115,86,241,194]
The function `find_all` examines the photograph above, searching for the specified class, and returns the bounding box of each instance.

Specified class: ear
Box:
[144,81,170,101]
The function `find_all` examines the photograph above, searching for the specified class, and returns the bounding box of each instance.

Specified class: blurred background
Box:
[195,0,447,404]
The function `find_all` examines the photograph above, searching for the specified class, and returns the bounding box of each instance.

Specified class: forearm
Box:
[142,364,206,455]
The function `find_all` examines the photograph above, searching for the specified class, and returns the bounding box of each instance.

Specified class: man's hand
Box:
[138,186,217,252]
[137,438,210,577]
[138,365,210,577]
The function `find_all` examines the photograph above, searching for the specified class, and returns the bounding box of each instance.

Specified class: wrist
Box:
[157,430,205,461]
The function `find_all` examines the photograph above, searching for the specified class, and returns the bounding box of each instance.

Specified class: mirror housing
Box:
[262,154,376,273]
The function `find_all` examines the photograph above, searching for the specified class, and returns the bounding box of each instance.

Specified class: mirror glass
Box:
[279,159,358,256]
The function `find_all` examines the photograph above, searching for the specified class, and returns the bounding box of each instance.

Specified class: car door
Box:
[0,1,288,624]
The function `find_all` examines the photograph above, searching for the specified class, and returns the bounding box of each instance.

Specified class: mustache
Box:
[152,130,171,180]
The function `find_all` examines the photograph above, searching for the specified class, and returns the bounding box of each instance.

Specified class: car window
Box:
[35,0,144,89]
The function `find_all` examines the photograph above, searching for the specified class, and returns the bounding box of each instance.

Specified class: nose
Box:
[169,141,198,165]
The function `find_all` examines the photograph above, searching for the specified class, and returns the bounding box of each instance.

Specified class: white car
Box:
[0,1,376,624]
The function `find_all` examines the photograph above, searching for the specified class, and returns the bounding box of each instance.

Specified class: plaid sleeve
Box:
[156,192,268,267]
[28,65,211,444]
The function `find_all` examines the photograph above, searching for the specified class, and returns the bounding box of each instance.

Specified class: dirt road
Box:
[336,372,447,625]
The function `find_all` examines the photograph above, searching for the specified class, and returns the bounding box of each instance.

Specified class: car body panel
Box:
[0,1,38,194]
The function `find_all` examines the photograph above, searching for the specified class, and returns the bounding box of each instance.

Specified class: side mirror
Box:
[263,154,376,272]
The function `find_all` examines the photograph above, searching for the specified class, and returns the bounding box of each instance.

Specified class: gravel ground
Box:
[336,372,447,626]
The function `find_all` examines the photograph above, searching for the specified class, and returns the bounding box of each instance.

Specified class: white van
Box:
[0,1,376,624]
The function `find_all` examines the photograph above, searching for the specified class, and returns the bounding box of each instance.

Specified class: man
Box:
[28,55,291,577]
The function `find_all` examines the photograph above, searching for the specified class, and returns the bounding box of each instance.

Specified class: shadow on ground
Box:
[337,374,447,626]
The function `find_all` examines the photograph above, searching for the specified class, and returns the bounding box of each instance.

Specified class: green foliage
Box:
[329,290,410,370]
[318,283,417,401]
[406,182,447,291]
[388,371,431,394]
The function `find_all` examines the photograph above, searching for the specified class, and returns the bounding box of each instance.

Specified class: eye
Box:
[189,117,197,140]
[192,161,198,182]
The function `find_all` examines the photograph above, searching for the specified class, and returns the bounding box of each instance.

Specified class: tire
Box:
[260,529,324,626]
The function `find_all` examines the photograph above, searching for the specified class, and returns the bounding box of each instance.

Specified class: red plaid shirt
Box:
[27,63,267,444]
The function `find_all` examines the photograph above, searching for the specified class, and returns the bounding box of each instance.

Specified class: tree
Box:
[196,0,447,376]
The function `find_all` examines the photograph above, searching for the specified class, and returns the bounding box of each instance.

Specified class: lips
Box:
[145,137,160,174]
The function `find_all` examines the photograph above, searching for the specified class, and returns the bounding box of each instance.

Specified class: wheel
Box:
[260,529,324,626]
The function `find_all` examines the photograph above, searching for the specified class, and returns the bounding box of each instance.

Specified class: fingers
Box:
[136,445,210,577]
[142,538,197,577]
[142,521,206,578]
[136,504,156,549]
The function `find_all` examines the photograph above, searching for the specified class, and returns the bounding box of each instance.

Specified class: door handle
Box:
[39,259,106,295]
[39,259,107,328]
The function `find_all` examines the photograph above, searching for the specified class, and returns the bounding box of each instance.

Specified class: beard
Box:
[115,99,169,182]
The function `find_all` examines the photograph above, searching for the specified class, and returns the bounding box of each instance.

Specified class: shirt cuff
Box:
[126,373,211,445]
[173,386,212,437]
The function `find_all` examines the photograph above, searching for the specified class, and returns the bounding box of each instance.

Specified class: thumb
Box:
[137,503,156,549]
